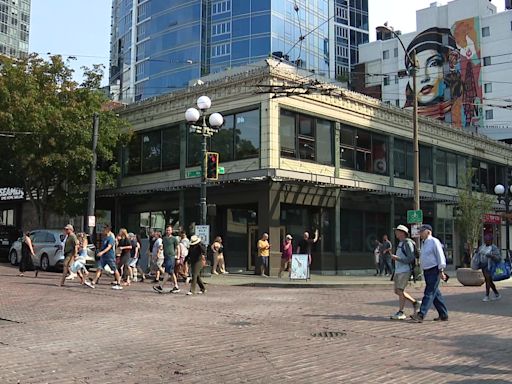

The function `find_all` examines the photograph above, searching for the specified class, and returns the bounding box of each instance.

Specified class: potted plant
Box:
[455,168,495,286]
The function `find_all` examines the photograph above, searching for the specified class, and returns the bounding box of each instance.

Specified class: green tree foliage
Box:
[456,168,495,252]
[0,54,129,227]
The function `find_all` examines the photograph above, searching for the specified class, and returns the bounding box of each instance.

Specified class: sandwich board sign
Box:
[290,254,309,280]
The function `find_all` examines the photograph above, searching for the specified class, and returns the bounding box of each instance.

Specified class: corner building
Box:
[99,59,512,274]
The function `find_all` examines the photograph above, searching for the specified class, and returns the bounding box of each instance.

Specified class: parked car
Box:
[0,225,22,260]
[9,230,96,271]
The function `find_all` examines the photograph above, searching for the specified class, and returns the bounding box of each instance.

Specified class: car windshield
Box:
[59,234,65,242]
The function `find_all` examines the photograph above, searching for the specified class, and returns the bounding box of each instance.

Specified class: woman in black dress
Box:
[19,231,37,277]
[186,235,207,295]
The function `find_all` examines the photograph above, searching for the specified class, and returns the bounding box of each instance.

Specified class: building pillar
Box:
[179,122,187,228]
[334,189,342,274]
[258,181,281,276]
[388,136,394,187]
[389,195,396,248]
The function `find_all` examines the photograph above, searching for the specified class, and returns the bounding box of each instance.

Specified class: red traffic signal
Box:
[205,152,219,180]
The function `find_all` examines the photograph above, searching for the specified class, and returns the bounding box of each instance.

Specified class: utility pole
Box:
[86,113,99,236]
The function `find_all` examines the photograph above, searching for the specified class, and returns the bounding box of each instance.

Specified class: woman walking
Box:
[19,231,37,277]
[187,235,207,295]
[474,234,502,302]
[117,228,133,285]
[211,236,228,274]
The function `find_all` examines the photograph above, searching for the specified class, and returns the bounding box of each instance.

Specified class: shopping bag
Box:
[490,259,511,281]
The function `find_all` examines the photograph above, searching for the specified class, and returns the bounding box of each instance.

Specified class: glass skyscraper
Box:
[0,0,30,58]
[110,0,368,103]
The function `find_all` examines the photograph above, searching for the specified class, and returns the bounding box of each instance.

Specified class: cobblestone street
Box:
[0,264,511,384]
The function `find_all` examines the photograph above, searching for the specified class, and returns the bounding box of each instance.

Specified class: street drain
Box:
[311,331,346,338]
[229,320,252,327]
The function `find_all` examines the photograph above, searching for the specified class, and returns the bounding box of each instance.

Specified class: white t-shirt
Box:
[152,238,163,258]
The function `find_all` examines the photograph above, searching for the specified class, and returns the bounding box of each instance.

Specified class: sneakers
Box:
[153,285,163,294]
[491,293,501,301]
[185,277,191,284]
[171,286,180,294]
[111,284,123,290]
[409,313,424,323]
[212,271,219,275]
[221,271,229,274]
[390,311,407,320]
[413,300,421,313]
[433,316,449,321]
[199,289,207,294]
[186,291,193,296]
[482,295,490,302]
[65,274,76,281]
[84,280,95,289]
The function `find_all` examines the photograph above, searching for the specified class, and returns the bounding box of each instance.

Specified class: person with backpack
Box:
[390,225,421,320]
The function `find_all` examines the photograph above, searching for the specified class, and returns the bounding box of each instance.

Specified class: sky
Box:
[29,0,506,85]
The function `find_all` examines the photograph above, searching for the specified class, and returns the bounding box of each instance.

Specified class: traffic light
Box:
[205,152,219,180]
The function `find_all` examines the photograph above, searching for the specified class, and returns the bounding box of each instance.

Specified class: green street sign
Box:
[407,209,423,224]
[218,167,225,175]
[186,170,201,178]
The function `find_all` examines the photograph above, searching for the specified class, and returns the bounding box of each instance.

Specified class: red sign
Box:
[483,214,501,224]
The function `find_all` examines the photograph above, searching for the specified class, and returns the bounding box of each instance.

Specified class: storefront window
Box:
[280,109,296,158]
[419,146,432,183]
[436,150,447,186]
[446,152,457,187]
[235,109,259,159]
[342,126,388,175]
[340,209,388,252]
[162,125,180,170]
[211,114,234,162]
[316,119,333,165]
[187,131,202,167]
[141,130,161,173]
[126,135,141,175]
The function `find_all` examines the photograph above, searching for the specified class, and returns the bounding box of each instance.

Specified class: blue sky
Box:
[29,0,505,85]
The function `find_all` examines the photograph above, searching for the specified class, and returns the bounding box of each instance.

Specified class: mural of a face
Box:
[412,49,445,105]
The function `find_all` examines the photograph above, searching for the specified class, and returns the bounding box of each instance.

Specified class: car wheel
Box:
[9,250,18,266]
[40,254,50,272]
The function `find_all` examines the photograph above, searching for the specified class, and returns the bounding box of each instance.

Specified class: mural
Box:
[402,18,483,130]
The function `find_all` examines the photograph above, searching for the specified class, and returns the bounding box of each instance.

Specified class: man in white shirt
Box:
[410,224,449,323]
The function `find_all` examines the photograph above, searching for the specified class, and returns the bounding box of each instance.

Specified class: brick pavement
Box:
[0,264,511,384]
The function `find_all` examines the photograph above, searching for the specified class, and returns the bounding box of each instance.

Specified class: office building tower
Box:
[0,0,30,58]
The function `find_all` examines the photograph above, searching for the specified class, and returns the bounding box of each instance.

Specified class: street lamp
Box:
[185,96,223,225]
[494,183,512,252]
[378,25,420,214]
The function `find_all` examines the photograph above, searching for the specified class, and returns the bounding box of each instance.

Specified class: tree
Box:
[456,168,495,255]
[0,54,129,227]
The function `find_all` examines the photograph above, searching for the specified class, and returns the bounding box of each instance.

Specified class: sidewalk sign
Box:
[290,254,309,281]
[195,225,210,245]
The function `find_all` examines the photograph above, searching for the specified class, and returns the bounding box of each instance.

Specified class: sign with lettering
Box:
[290,254,310,280]
[0,187,24,201]
[483,213,501,224]
[195,225,210,246]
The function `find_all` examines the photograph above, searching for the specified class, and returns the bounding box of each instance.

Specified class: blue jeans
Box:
[419,267,448,318]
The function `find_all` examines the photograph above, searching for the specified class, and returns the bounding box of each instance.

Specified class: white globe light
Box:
[185,107,200,123]
[494,184,505,195]
[509,185,512,194]
[197,95,212,110]
[209,112,223,128]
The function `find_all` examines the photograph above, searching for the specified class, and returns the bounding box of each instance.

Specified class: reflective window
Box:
[126,135,141,175]
[235,109,260,159]
[342,125,387,175]
[420,146,432,183]
[211,115,234,162]
[141,131,161,173]
[162,126,180,170]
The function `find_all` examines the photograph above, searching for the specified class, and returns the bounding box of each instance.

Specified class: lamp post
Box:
[378,25,420,213]
[185,96,223,225]
[494,183,512,252]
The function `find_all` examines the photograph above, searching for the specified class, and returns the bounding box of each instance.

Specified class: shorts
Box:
[260,256,269,269]
[70,260,86,274]
[164,257,175,274]
[393,272,411,290]
[98,256,117,272]
[128,257,138,268]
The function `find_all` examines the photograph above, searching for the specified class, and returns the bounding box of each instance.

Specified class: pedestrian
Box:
[128,233,144,282]
[70,233,93,288]
[117,228,132,286]
[278,234,293,278]
[18,231,37,277]
[153,225,180,294]
[373,239,381,276]
[389,225,420,320]
[186,235,207,295]
[379,234,393,276]
[474,234,502,302]
[90,225,123,290]
[257,233,270,277]
[59,224,78,286]
[151,231,164,282]
[179,231,191,284]
[211,236,228,275]
[297,229,319,272]
[410,224,449,322]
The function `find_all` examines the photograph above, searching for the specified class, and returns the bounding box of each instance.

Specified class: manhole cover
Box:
[229,320,252,327]
[311,331,346,338]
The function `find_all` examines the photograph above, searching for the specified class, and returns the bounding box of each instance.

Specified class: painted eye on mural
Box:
[426,55,443,68]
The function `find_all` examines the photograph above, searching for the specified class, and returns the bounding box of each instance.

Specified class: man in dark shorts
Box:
[59,224,78,286]
[90,225,123,290]
[153,225,180,294]
[297,229,319,267]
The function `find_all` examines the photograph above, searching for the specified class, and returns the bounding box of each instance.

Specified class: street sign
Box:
[195,225,210,245]
[411,224,421,239]
[407,209,423,224]
[186,170,201,178]
[87,216,96,228]
[218,167,225,175]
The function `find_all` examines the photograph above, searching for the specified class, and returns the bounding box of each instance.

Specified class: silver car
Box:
[9,230,96,271]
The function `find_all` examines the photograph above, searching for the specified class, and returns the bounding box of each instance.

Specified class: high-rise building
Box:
[0,0,30,58]
[109,0,369,103]
[354,0,512,141]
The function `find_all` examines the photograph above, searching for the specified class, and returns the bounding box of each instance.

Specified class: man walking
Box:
[390,225,420,320]
[410,224,449,322]
[379,234,393,276]
[59,224,78,286]
[90,225,123,290]
[257,233,270,277]
[153,225,180,294]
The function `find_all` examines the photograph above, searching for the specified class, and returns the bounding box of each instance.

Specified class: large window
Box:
[340,209,388,252]
[420,146,432,183]
[340,125,387,174]
[280,109,333,165]
[393,139,412,179]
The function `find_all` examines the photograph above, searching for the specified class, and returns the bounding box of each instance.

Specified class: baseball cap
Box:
[286,234,293,240]
[418,224,432,232]
[64,224,74,231]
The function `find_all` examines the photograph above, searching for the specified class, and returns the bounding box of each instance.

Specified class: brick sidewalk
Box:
[0,264,511,384]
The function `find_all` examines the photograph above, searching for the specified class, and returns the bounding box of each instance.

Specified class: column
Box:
[258,181,281,276]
